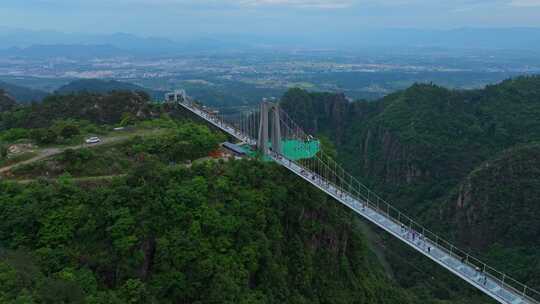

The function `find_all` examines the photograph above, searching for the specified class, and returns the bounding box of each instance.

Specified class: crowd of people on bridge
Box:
[400,224,431,253]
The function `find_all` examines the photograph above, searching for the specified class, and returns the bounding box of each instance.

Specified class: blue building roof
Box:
[222,142,246,155]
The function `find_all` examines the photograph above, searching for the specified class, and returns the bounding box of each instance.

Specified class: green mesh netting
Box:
[239,140,320,161]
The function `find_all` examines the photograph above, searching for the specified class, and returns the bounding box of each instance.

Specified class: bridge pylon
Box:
[257,99,281,155]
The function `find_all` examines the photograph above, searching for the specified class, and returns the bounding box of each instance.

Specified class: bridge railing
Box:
[276,109,540,303]
[287,151,540,303]
[178,98,540,303]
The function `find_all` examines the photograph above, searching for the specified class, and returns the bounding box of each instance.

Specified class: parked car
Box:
[85,137,101,144]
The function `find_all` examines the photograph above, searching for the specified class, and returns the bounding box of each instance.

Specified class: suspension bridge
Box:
[172,92,540,304]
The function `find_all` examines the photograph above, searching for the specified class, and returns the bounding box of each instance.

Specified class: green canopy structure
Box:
[239,139,320,161]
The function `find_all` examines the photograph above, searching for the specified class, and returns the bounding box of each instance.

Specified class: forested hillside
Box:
[0,91,425,303]
[0,158,420,303]
[0,81,48,103]
[0,91,160,130]
[280,75,540,301]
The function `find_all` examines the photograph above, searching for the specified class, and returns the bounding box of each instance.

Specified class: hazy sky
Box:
[2,0,540,37]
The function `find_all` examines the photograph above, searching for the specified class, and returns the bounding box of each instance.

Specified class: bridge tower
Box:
[257,99,282,155]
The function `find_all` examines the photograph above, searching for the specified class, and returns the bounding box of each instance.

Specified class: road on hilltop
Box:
[0,129,164,175]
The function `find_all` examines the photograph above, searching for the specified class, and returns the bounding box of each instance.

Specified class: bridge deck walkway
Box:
[277,156,527,304]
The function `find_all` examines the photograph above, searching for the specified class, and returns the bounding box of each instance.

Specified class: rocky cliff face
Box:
[329,77,540,200]
[281,77,540,291]
[276,76,540,299]
[279,76,540,209]
[280,85,462,188]
[356,126,425,185]
[346,84,471,191]
[280,88,350,144]
[441,143,540,250]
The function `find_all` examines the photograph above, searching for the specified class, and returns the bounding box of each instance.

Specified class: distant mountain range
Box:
[337,28,540,49]
[0,29,242,57]
[0,44,130,59]
[0,28,539,58]
[0,30,182,53]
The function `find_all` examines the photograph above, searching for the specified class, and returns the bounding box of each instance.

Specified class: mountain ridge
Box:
[2,28,540,54]
[55,79,165,101]
[280,75,540,299]
[0,80,48,103]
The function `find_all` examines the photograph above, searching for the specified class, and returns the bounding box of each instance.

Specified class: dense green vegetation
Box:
[0,91,160,130]
[9,121,225,180]
[28,119,108,146]
[4,76,540,303]
[282,75,540,211]
[437,143,540,288]
[0,89,428,303]
[0,91,201,173]
[0,157,418,304]
[280,75,540,302]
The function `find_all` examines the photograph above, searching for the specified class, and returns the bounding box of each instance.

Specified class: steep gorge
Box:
[280,75,540,300]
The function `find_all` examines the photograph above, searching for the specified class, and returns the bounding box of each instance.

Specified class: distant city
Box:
[1,28,540,106]
[2,48,540,106]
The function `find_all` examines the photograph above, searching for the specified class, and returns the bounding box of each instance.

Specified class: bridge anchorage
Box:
[174,92,540,304]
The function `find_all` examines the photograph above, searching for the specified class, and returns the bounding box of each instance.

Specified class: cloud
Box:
[21,0,531,11]
[3,0,540,35]
[27,0,355,9]
[238,0,353,9]
[509,0,540,6]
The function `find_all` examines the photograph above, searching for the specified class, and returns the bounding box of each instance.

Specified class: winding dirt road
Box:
[0,130,163,175]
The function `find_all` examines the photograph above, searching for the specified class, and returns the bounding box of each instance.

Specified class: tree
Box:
[30,128,58,145]
[120,279,148,304]
[60,124,80,139]
[120,113,137,127]
[0,145,7,159]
